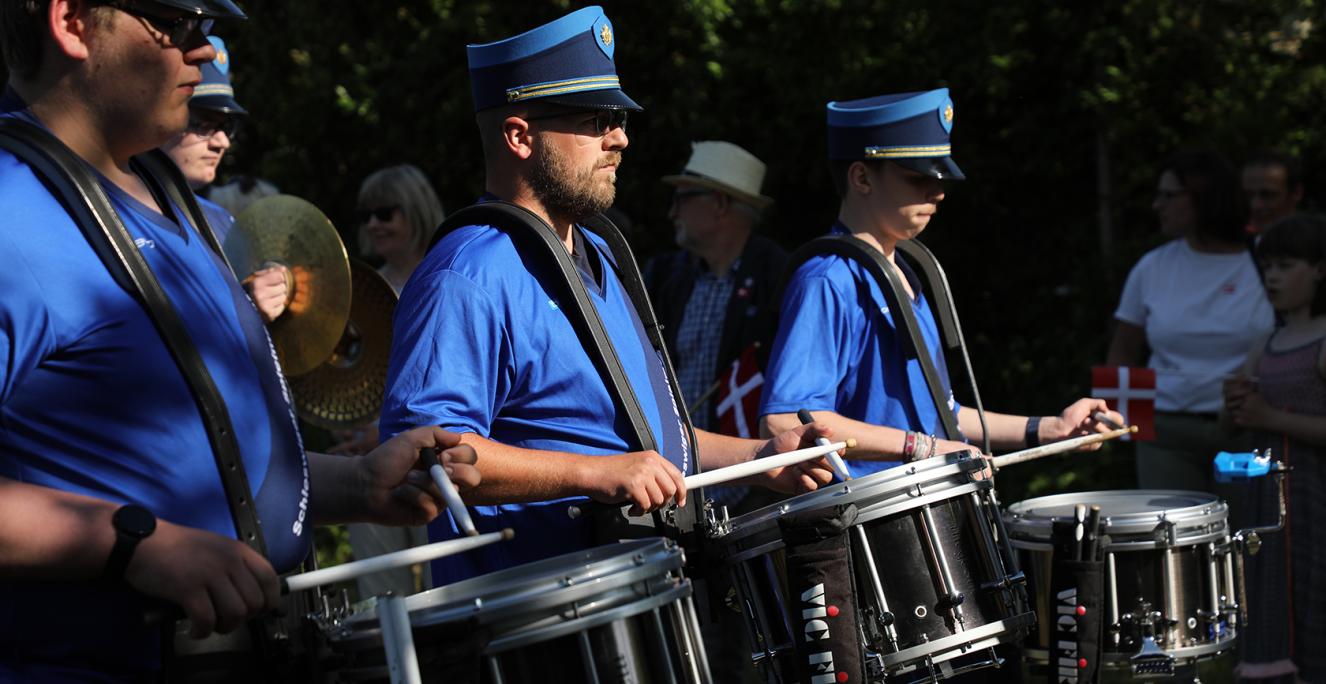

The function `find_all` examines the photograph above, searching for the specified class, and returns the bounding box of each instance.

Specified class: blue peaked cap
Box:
[827,89,964,180]
[191,36,246,116]
[467,6,642,113]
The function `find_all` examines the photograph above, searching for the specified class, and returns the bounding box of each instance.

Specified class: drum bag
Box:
[778,504,865,684]
[1047,522,1103,684]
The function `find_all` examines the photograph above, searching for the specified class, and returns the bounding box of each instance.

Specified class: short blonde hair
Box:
[356,164,445,257]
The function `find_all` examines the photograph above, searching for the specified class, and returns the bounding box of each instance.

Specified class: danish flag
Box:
[1090,366,1156,441]
[717,344,764,439]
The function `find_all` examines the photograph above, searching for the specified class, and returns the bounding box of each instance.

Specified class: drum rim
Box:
[882,611,1036,669]
[485,580,693,654]
[1003,489,1227,539]
[337,539,681,633]
[715,455,984,543]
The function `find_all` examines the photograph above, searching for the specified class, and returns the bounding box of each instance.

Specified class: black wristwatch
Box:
[102,504,156,583]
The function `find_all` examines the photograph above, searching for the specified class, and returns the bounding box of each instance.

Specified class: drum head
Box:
[1004,490,1227,541]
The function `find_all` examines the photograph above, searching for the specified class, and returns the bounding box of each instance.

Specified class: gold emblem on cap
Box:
[944,104,954,123]
[600,25,613,47]
[217,50,229,66]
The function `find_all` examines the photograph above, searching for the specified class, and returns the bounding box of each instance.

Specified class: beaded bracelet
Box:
[903,431,918,460]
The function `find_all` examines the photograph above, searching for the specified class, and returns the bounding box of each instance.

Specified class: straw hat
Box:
[662,141,774,210]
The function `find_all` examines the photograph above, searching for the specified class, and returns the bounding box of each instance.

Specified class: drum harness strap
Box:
[783,235,965,442]
[428,202,702,539]
[0,119,313,675]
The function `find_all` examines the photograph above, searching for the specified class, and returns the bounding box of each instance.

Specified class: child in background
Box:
[1224,214,1326,684]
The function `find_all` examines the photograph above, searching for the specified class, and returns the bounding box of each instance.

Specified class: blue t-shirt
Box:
[381,217,690,585]
[760,225,962,477]
[198,194,235,246]
[0,100,308,678]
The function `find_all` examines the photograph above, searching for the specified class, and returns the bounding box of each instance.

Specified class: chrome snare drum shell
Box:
[1004,490,1237,673]
[326,538,710,683]
[713,454,1033,682]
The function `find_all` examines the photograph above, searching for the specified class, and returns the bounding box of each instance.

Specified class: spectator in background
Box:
[1106,150,1275,492]
[160,36,285,322]
[333,164,445,598]
[1243,150,1304,236]
[1225,214,1326,684]
[356,164,445,294]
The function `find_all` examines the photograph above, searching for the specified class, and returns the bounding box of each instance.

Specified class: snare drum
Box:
[1004,490,1238,675]
[709,454,1034,682]
[323,538,711,683]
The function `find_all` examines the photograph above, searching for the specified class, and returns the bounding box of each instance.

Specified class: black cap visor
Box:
[191,95,247,117]
[537,88,643,112]
[893,155,965,181]
[150,0,246,20]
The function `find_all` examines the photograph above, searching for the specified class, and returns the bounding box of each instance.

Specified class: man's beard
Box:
[528,140,620,223]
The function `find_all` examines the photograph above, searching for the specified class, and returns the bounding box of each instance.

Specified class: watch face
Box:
[114,505,157,539]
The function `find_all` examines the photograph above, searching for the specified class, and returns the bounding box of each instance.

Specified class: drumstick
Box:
[283,529,513,593]
[1072,504,1086,561]
[797,409,853,481]
[419,446,478,537]
[991,426,1136,469]
[1092,411,1124,431]
[682,440,854,491]
[1085,504,1102,562]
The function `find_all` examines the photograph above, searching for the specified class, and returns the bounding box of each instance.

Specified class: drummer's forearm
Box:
[761,411,904,460]
[447,434,602,505]
[0,477,118,580]
[692,429,762,471]
[957,407,1029,451]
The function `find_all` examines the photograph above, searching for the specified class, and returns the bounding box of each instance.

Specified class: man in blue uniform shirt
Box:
[161,35,288,322]
[0,1,478,679]
[381,6,836,585]
[761,90,1121,476]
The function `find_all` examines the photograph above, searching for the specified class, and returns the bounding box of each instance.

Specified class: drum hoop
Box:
[720,458,982,544]
[881,611,1035,669]
[1010,528,1231,552]
[1020,629,1237,666]
[485,580,693,654]
[340,541,681,632]
[1004,490,1227,539]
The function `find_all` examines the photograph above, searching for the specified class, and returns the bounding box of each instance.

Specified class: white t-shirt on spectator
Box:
[1115,239,1274,412]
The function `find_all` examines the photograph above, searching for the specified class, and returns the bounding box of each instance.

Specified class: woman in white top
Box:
[1106,151,1275,491]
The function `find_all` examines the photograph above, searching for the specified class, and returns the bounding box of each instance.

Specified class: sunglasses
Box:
[525,109,629,138]
[356,206,399,224]
[186,113,241,140]
[102,0,214,47]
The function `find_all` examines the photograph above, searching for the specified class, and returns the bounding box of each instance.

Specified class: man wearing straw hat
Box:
[653,141,786,438]
[760,89,1121,474]
[382,6,838,587]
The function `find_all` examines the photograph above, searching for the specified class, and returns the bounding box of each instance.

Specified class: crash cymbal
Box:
[289,259,396,430]
[226,195,351,376]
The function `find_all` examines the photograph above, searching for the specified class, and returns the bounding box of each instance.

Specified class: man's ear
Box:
[48,0,96,62]
[501,116,534,161]
[846,160,874,196]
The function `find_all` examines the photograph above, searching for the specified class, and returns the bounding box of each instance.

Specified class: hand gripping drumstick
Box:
[990,425,1137,469]
[419,446,478,537]
[797,409,854,481]
[283,529,513,593]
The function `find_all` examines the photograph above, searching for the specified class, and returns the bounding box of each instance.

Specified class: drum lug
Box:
[980,570,1026,593]
[1152,518,1178,547]
[701,500,731,538]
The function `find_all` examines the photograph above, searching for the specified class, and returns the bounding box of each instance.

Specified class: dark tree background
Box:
[8,1,1324,503]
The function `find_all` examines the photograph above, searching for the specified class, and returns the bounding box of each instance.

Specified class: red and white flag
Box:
[717,344,764,439]
[1090,366,1156,441]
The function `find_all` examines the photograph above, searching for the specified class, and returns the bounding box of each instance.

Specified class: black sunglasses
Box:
[356,206,399,224]
[102,0,214,46]
[187,113,241,140]
[525,109,628,137]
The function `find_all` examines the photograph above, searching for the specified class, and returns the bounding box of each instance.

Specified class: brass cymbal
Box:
[289,259,397,430]
[226,195,351,377]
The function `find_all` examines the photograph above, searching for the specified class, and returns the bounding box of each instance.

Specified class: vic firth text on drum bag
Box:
[778,504,865,684]
[1047,520,1103,684]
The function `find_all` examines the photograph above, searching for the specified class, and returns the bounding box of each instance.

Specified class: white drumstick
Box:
[991,426,1136,469]
[283,529,513,593]
[683,440,855,491]
[798,408,853,481]
[419,447,477,537]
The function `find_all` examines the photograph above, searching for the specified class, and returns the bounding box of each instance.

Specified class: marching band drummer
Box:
[760,90,1122,475]
[159,35,289,323]
[380,6,838,587]
[0,1,478,680]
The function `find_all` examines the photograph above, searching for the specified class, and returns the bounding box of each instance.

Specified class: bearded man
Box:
[381,5,837,585]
